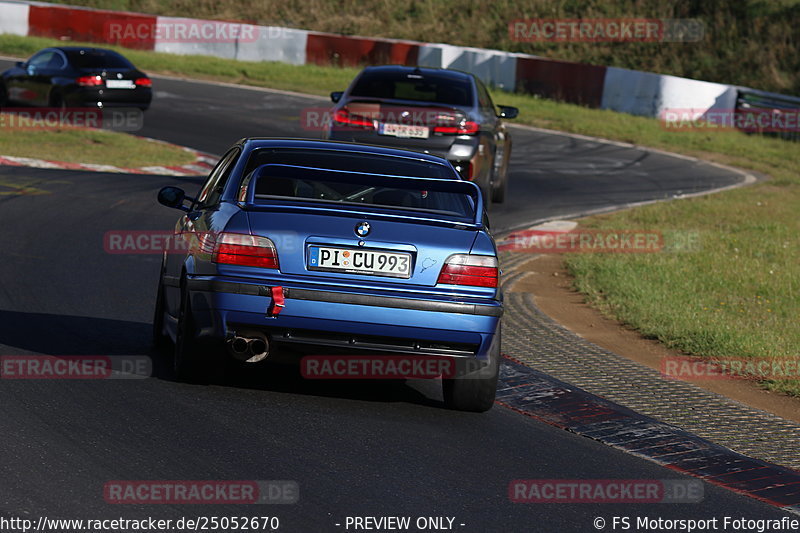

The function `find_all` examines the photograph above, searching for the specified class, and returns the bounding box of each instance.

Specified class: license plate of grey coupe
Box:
[308,246,412,278]
[378,123,430,139]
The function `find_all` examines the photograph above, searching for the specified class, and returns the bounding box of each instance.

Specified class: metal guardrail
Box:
[736,87,800,142]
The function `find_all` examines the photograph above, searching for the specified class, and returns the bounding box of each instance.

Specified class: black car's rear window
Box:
[349,71,474,107]
[65,49,134,69]
[243,148,457,180]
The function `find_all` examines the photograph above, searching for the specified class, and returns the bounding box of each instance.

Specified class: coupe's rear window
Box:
[65,49,134,69]
[349,71,474,107]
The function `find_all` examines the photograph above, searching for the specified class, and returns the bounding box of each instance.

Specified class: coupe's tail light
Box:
[333,107,375,129]
[454,161,474,180]
[433,120,479,135]
[76,75,103,87]
[437,254,498,287]
[135,77,152,87]
[212,233,279,269]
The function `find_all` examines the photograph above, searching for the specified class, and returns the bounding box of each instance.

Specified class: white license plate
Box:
[309,246,411,278]
[105,79,135,89]
[379,123,429,139]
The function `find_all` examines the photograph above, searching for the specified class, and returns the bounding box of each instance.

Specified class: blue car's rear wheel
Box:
[442,328,500,412]
[174,287,225,383]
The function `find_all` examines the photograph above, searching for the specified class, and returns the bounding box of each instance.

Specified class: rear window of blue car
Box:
[349,71,474,107]
[255,175,473,220]
[241,150,474,222]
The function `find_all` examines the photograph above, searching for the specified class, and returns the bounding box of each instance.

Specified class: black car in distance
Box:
[0,46,152,111]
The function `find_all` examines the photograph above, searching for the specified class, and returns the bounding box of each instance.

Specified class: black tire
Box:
[173,286,225,383]
[152,276,170,351]
[442,329,500,412]
[0,82,8,108]
[491,175,507,204]
[49,91,66,109]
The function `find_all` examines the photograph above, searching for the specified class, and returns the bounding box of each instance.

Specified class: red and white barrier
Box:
[0,0,781,122]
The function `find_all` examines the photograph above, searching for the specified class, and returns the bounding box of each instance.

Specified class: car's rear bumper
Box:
[181,275,502,361]
[65,87,152,110]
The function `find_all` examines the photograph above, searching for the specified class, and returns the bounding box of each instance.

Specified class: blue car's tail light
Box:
[212,233,279,269]
[437,254,498,288]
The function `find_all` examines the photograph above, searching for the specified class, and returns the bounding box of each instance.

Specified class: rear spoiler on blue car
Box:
[242,163,485,227]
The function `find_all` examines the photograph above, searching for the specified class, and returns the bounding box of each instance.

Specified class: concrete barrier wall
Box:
[235,26,307,65]
[152,17,239,59]
[601,66,738,117]
[0,1,28,36]
[418,44,516,91]
[152,18,309,65]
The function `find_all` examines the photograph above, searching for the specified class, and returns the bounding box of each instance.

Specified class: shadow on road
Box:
[0,309,443,409]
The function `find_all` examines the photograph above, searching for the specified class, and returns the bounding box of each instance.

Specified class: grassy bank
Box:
[0,116,194,167]
[1,33,798,394]
[44,0,800,96]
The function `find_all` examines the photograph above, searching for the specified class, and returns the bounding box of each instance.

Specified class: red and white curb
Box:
[0,142,218,177]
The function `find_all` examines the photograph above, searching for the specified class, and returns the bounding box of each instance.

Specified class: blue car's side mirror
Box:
[330,91,343,103]
[158,186,189,211]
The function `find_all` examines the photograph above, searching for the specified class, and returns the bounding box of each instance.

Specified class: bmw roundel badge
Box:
[355,221,371,237]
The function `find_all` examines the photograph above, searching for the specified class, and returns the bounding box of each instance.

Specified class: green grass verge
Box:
[2,34,798,395]
[0,121,195,167]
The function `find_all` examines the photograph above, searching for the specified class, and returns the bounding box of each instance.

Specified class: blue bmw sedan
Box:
[154,139,502,411]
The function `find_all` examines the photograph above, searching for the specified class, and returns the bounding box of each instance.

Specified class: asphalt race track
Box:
[0,62,790,531]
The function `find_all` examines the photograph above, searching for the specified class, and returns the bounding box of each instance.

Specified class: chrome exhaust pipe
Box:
[228,333,270,363]
[230,336,249,355]
[248,338,268,358]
